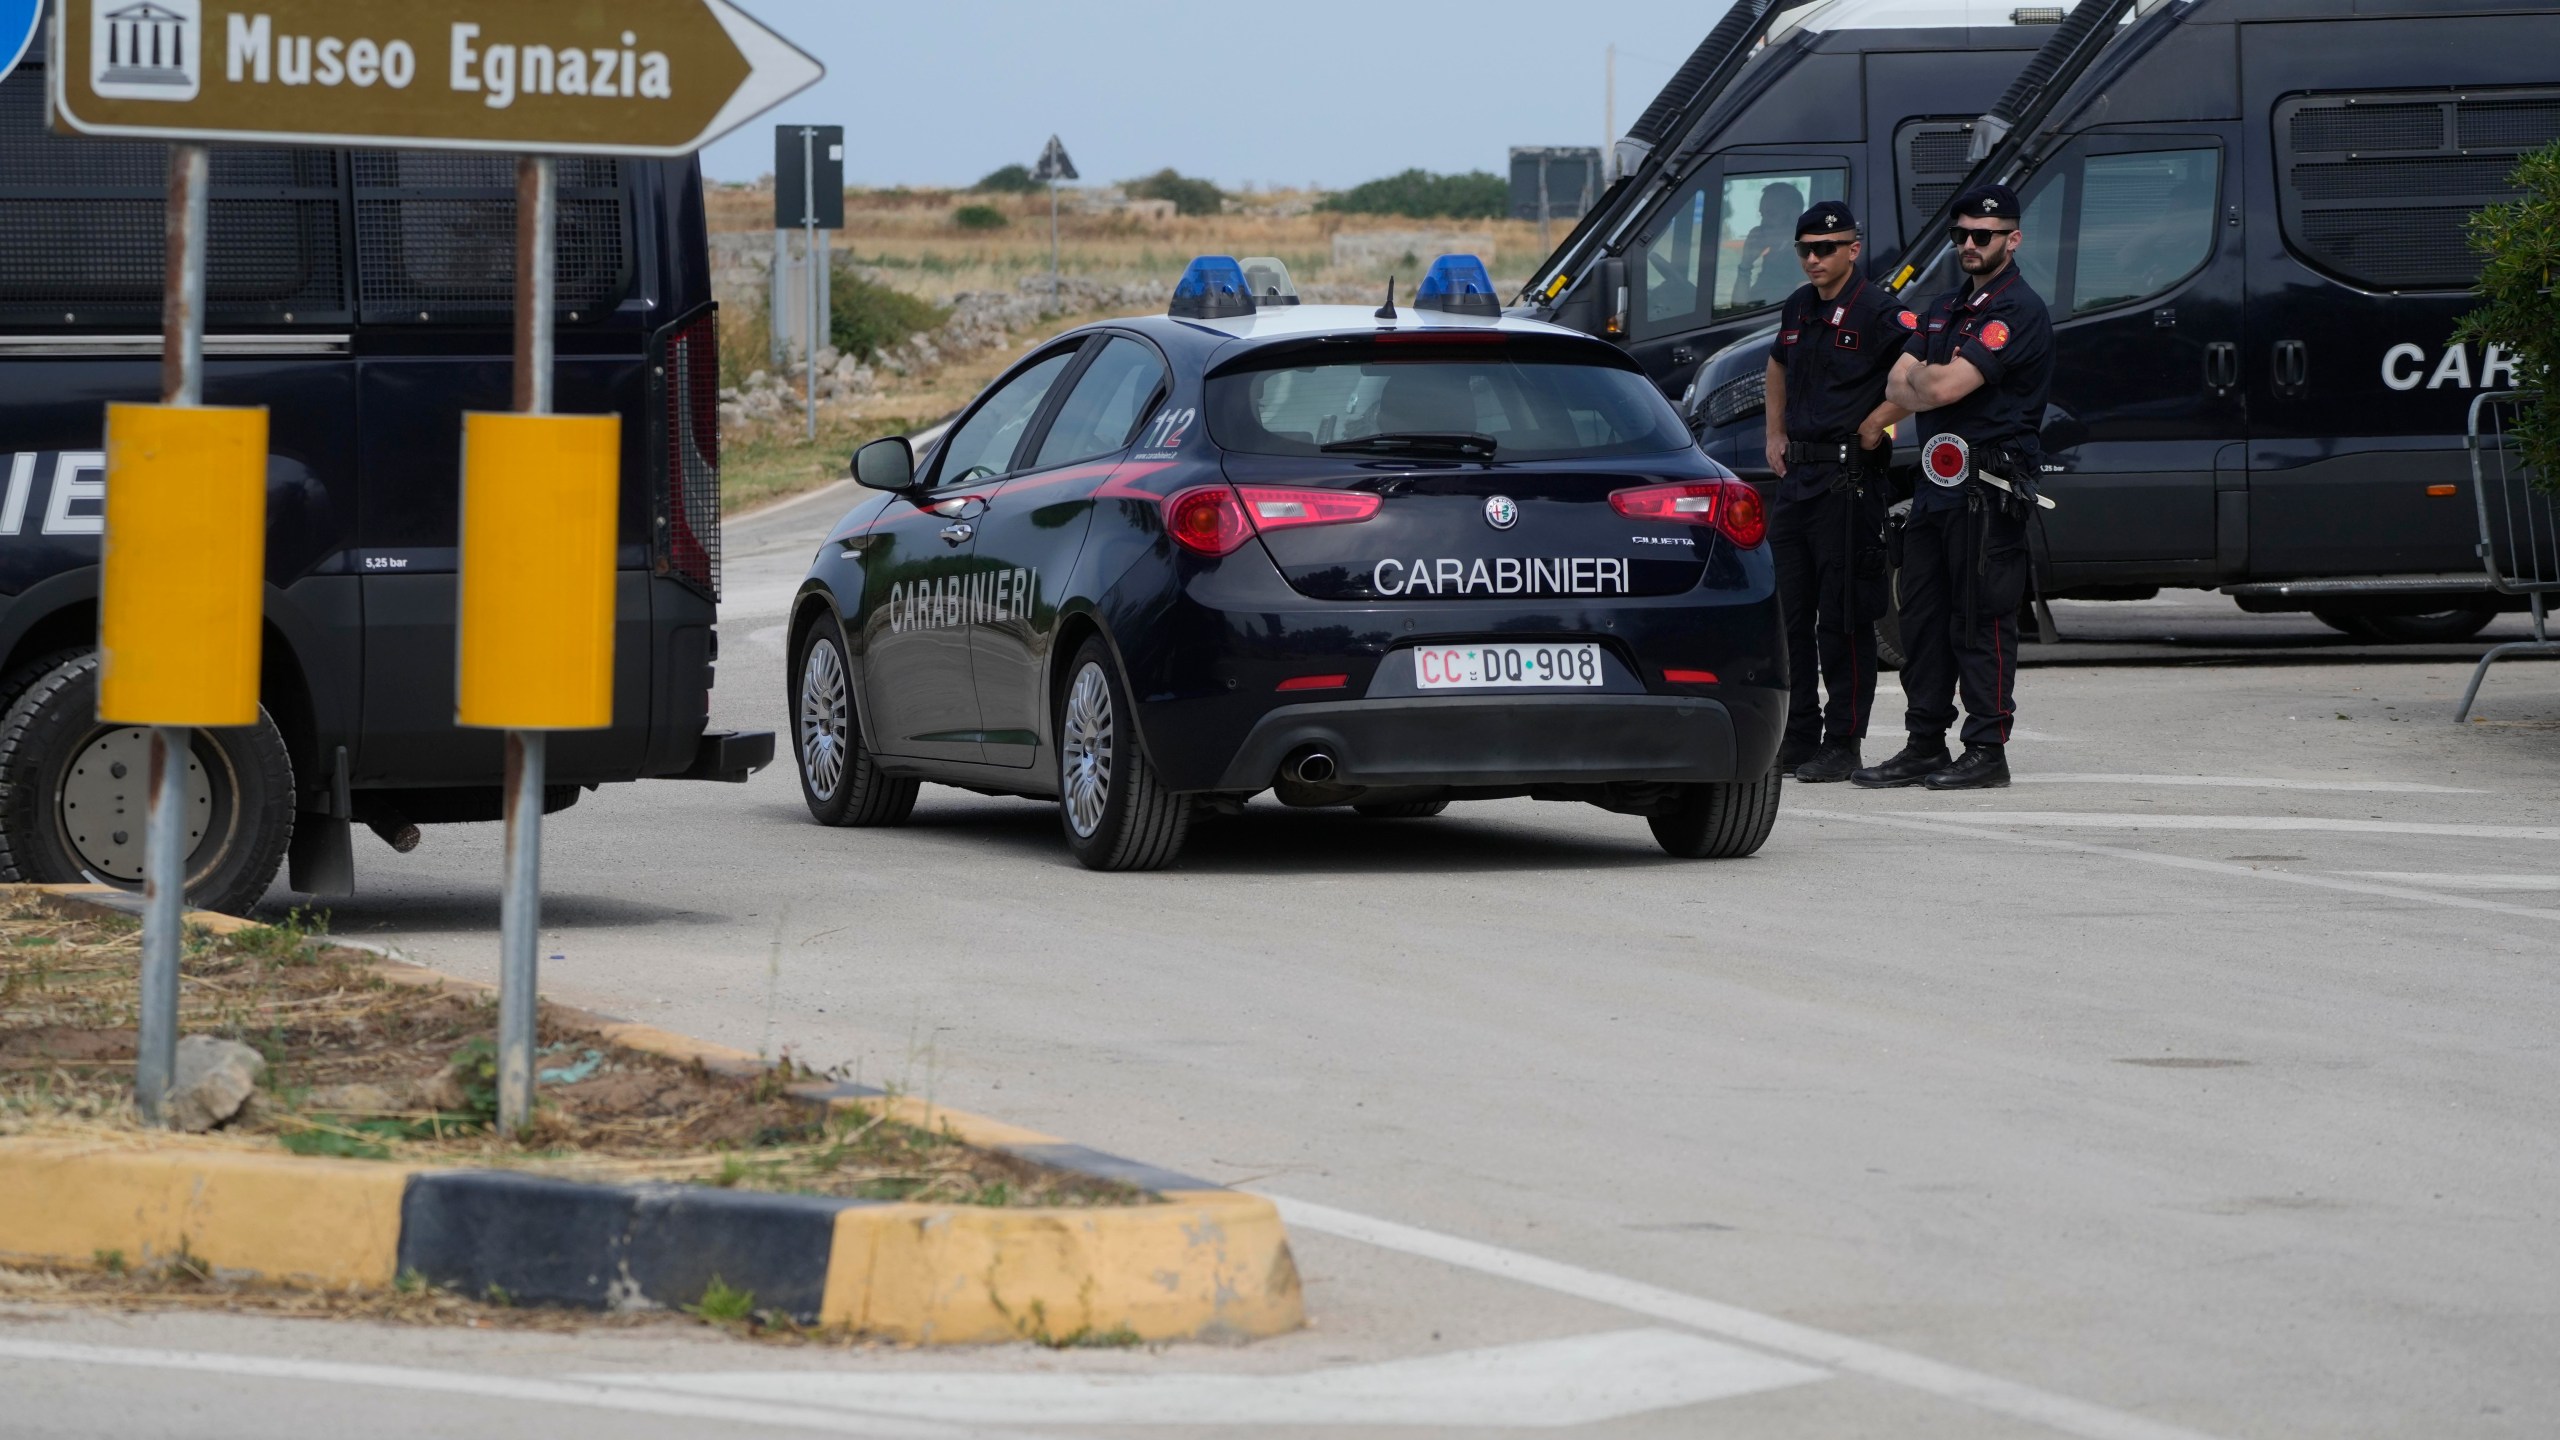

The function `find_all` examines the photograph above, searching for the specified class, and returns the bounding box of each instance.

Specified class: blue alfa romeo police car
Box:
[787,256,1786,870]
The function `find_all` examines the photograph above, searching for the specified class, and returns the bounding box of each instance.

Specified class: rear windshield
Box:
[1206,346,1692,460]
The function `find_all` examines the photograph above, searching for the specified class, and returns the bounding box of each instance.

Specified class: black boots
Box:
[1778,734,1822,772]
[1792,742,1862,784]
[1923,744,2011,790]
[1850,739,1953,788]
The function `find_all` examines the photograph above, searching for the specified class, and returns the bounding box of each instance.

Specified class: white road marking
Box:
[2003,727,2080,742]
[1795,809,2560,922]
[582,1328,1821,1427]
[2013,774,2486,795]
[2338,871,2560,891]
[0,1338,1025,1440]
[1271,1197,2232,1440]
[1874,811,2560,842]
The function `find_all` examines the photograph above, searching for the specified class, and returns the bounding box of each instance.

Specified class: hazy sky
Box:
[702,1,1733,190]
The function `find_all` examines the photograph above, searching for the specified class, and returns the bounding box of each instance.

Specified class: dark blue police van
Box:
[1547,0,2560,643]
[0,55,766,913]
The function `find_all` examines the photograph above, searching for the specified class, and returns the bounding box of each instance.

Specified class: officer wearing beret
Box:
[1856,183,2055,791]
[1761,201,1911,783]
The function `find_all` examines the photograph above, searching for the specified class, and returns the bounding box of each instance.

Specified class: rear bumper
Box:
[668,729,775,783]
[1213,694,1759,790]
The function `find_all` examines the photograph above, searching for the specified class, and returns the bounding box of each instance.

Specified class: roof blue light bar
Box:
[1414,254,1501,317]
[1169,255,1257,320]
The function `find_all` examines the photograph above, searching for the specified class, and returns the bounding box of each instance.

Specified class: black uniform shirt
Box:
[1771,276,1912,503]
[1909,264,2055,515]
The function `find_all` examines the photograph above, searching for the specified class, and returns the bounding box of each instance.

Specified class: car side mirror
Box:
[853,436,916,492]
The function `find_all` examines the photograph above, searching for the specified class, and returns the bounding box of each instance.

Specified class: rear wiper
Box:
[1320,432,1500,461]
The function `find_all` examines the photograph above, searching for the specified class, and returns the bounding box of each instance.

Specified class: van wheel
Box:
[0,654,293,915]
[1648,766,1782,860]
[1057,638,1189,872]
[1354,799,1449,819]
[794,622,916,827]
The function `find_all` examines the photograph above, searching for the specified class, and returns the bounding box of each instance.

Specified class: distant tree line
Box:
[961,162,1511,221]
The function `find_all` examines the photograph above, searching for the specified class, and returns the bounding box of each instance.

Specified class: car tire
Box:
[1648,765,1783,860]
[1057,637,1189,872]
[2336,605,2498,645]
[794,621,916,827]
[1353,799,1449,819]
[0,654,293,914]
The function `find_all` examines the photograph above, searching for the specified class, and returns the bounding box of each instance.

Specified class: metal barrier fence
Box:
[2456,390,2560,722]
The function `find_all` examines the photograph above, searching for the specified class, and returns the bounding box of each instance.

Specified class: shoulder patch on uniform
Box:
[1896,309,1919,331]
[1980,319,2011,351]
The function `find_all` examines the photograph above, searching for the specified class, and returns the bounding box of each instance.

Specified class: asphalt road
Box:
[9,479,2557,1439]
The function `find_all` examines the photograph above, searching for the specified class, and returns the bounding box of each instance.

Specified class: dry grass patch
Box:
[0,893,1143,1209]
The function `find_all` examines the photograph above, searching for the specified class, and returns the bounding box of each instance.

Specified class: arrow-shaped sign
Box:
[49,0,822,157]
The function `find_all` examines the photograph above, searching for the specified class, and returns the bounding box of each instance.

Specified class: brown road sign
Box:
[49,0,822,156]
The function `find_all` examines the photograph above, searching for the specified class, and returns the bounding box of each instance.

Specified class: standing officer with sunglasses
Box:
[1855,183,2055,791]
[1760,202,1912,783]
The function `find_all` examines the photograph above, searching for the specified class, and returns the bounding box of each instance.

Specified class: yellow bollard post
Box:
[456,405,618,1133]
[455,412,621,732]
[100,399,267,1125]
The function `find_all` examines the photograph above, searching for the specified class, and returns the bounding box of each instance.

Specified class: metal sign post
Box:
[133,142,209,1125]
[492,155,556,1135]
[803,127,818,441]
[1034,135,1078,311]
[772,124,842,440]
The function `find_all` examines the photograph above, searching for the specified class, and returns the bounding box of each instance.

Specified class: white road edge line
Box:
[2011,774,2487,794]
[1797,809,2560,922]
[0,1337,1031,1440]
[1869,810,2560,842]
[1269,1197,2232,1440]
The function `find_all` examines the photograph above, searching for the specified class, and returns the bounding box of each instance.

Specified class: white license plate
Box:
[1411,642,1605,690]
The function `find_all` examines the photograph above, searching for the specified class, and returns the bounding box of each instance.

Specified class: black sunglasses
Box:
[1793,239,1851,259]
[1951,225,2017,248]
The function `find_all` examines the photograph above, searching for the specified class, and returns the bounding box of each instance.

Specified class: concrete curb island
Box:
[0,886,1303,1344]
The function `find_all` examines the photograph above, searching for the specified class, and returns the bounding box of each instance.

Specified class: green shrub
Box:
[975,163,1040,194]
[2456,139,2560,493]
[1128,168,1226,217]
[1322,168,1509,220]
[829,262,949,362]
[951,203,1009,232]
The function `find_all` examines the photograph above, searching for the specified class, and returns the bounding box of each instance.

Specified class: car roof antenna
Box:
[1374,277,1397,321]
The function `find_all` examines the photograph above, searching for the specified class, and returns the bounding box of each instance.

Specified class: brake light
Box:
[1276,674,1349,692]
[660,309,722,596]
[1609,479,1767,549]
[1165,485,1382,557]
[1663,668,1719,685]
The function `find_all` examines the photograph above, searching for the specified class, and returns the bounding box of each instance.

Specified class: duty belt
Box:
[1784,440,1856,466]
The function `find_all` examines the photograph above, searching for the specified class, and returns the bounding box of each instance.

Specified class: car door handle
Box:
[939,522,974,546]
[2204,341,2238,394]
[2272,339,2308,398]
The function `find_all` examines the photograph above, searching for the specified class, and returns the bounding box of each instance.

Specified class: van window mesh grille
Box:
[654,308,722,599]
[352,153,630,320]
[0,67,346,323]
[1893,119,1979,250]
[2276,88,2553,292]
[2457,100,2560,150]
[2288,104,2444,154]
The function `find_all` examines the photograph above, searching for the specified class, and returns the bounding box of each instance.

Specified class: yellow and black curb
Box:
[0,886,1303,1344]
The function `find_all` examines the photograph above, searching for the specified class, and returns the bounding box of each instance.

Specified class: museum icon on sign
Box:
[92,0,200,101]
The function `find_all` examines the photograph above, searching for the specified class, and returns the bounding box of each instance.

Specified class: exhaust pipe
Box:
[1290,749,1337,786]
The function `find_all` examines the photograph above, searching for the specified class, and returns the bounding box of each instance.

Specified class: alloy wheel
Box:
[1061,662,1114,839]
[799,639,850,800]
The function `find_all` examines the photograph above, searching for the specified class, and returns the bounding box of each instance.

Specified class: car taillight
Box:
[1609,479,1766,549]
[1165,485,1382,557]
